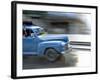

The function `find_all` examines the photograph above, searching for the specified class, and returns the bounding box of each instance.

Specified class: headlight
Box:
[61,42,66,46]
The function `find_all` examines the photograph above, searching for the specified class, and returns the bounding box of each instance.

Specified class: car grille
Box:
[64,43,69,50]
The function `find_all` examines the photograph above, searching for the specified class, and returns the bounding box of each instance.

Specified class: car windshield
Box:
[34,28,46,36]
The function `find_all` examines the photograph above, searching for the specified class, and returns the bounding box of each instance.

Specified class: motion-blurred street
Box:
[23,45,91,69]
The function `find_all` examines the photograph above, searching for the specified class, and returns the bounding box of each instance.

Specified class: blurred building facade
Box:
[23,10,91,34]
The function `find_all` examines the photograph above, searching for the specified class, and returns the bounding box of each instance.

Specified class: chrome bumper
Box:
[61,47,72,54]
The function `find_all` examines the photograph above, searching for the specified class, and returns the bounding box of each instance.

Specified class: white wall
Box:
[0,0,99,80]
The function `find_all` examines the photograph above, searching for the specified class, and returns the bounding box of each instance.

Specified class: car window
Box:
[23,29,33,37]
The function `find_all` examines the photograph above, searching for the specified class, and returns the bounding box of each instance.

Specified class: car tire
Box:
[45,48,61,62]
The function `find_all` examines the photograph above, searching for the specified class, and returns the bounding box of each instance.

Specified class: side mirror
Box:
[30,33,35,38]
[31,32,38,38]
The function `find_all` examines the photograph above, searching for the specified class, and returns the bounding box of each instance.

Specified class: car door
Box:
[23,28,37,55]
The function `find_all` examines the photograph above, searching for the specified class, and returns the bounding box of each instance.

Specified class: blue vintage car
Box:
[23,26,72,61]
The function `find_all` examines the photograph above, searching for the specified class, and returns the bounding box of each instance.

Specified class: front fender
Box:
[37,41,66,56]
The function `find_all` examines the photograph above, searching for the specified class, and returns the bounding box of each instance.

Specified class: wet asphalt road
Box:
[23,49,91,69]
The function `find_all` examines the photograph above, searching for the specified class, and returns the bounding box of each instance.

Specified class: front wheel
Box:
[45,48,61,62]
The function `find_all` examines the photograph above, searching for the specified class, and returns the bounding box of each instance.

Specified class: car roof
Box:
[25,26,41,29]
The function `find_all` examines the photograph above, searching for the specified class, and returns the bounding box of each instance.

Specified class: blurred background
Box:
[23,10,91,34]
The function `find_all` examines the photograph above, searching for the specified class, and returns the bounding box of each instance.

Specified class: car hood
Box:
[39,34,69,42]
